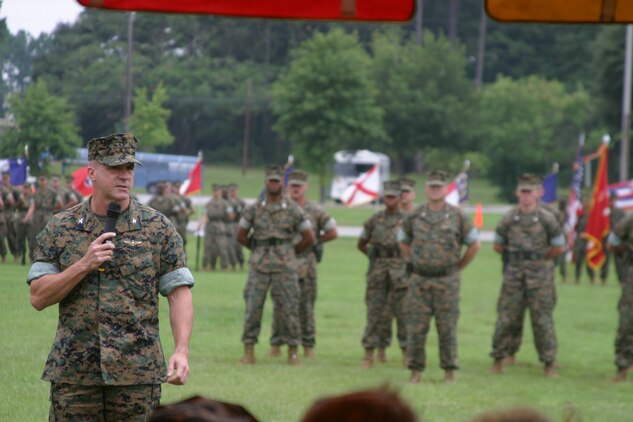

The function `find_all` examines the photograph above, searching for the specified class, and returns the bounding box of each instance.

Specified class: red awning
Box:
[76,0,416,22]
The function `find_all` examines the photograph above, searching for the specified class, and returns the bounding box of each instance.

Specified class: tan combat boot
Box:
[239,344,256,365]
[489,358,504,374]
[359,348,374,369]
[502,355,516,366]
[613,368,628,383]
[544,362,559,378]
[409,370,422,384]
[444,369,455,383]
[267,345,281,357]
[377,348,387,363]
[303,346,315,359]
[288,346,301,365]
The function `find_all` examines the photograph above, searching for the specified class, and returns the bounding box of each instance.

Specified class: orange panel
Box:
[486,0,633,23]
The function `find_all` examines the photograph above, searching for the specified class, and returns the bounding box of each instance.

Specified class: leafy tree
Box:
[272,28,386,199]
[477,75,590,200]
[129,81,174,151]
[370,28,477,174]
[0,80,80,175]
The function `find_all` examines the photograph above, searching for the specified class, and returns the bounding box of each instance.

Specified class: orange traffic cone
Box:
[474,203,484,228]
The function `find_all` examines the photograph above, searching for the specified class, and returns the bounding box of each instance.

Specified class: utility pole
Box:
[242,79,252,176]
[415,0,423,46]
[620,24,633,182]
[124,12,135,132]
[475,4,488,89]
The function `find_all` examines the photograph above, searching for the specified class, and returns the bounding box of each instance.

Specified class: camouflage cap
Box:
[87,133,142,167]
[228,182,238,189]
[288,170,308,185]
[400,177,416,192]
[212,183,221,190]
[65,175,74,182]
[383,180,401,197]
[1,171,9,177]
[265,164,284,181]
[426,170,450,187]
[517,173,543,191]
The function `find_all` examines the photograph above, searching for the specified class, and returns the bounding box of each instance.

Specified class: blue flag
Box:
[0,156,27,185]
[542,172,558,203]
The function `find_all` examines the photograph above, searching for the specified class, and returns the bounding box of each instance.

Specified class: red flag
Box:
[340,164,380,207]
[72,166,93,197]
[180,159,202,196]
[582,143,610,270]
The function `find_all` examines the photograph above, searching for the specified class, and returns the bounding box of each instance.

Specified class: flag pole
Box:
[620,24,633,182]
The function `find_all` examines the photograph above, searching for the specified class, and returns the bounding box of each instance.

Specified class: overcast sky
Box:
[0,0,83,36]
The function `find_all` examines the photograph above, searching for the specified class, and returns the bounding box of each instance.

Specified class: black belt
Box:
[412,266,454,278]
[508,251,544,261]
[253,238,292,247]
[374,248,401,258]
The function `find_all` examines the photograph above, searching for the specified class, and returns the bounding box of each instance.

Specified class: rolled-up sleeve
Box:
[464,228,480,245]
[159,267,195,296]
[26,262,60,285]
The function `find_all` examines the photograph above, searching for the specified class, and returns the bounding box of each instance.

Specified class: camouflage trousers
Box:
[225,233,238,267]
[270,264,318,347]
[241,268,301,346]
[361,261,407,350]
[378,289,408,349]
[491,269,557,364]
[0,221,6,258]
[49,383,160,422]
[4,211,17,255]
[15,214,29,262]
[405,272,460,371]
[615,271,633,370]
[203,230,230,270]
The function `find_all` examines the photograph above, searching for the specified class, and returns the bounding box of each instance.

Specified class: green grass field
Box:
[2,238,632,421]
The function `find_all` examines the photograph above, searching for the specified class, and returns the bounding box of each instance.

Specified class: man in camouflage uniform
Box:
[16,182,33,263]
[490,174,565,378]
[172,181,194,249]
[503,187,566,367]
[220,184,238,268]
[604,193,627,285]
[27,133,194,420]
[236,165,314,365]
[607,209,633,382]
[268,170,338,359]
[148,181,179,224]
[1,171,19,262]
[228,183,246,269]
[375,177,418,364]
[398,170,480,383]
[62,174,82,209]
[358,180,407,369]
[23,175,63,251]
[199,184,234,271]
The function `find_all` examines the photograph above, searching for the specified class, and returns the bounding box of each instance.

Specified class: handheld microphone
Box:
[98,202,120,272]
[104,202,121,240]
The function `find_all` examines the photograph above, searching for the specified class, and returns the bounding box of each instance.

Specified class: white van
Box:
[330,150,390,203]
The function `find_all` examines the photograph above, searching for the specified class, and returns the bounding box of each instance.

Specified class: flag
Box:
[582,142,610,270]
[445,164,469,207]
[340,164,380,207]
[180,159,202,196]
[608,180,633,210]
[0,156,27,185]
[445,181,460,206]
[542,172,558,203]
[72,166,93,197]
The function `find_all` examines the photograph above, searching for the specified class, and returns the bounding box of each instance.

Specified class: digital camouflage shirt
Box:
[27,198,194,386]
[399,203,478,271]
[239,197,311,273]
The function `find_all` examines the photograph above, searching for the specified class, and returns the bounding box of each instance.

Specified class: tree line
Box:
[0,2,626,199]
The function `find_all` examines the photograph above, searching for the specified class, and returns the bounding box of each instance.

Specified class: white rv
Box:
[330,150,391,203]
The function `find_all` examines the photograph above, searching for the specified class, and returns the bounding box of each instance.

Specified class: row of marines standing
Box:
[357,170,633,383]
[0,173,83,264]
